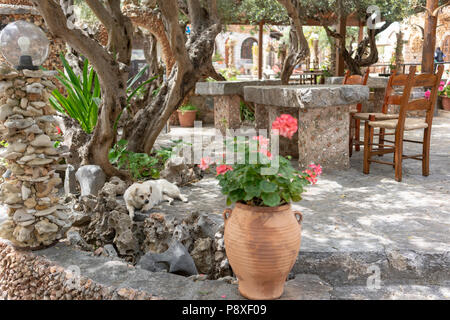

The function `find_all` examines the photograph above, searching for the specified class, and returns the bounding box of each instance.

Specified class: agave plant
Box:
[49,54,101,134]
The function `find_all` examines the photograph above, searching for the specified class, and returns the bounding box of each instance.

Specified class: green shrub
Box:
[49,54,100,134]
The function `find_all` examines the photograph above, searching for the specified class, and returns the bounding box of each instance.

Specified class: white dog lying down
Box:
[124,179,188,220]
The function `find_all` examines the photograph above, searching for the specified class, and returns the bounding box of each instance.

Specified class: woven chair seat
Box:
[368,118,428,131]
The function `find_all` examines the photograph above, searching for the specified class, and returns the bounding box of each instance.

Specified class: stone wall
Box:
[403,7,450,67]
[0,65,69,249]
[0,240,157,300]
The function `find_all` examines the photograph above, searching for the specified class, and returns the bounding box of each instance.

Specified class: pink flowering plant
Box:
[438,81,449,98]
[199,114,322,207]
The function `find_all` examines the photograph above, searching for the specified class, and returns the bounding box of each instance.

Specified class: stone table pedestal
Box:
[195,80,280,134]
[244,85,370,170]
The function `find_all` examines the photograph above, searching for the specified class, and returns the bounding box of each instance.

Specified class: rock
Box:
[27,158,54,166]
[26,83,44,94]
[34,206,58,217]
[30,134,53,148]
[100,176,128,197]
[13,209,35,223]
[137,253,169,273]
[75,165,106,197]
[0,104,13,121]
[142,241,198,277]
[13,225,33,242]
[4,118,33,129]
[21,185,31,200]
[66,230,91,250]
[2,169,12,179]
[190,238,214,275]
[34,220,58,235]
[103,244,119,258]
[9,141,27,153]
[64,164,78,195]
[24,124,43,134]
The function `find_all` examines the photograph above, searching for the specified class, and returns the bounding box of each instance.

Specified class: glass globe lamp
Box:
[0,20,50,70]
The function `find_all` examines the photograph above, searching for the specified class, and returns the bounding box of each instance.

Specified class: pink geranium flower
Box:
[309,164,322,176]
[216,165,233,176]
[272,114,298,140]
[199,157,213,170]
[259,148,272,160]
[424,90,431,100]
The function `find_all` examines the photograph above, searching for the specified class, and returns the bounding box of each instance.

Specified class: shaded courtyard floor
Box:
[1,116,449,300]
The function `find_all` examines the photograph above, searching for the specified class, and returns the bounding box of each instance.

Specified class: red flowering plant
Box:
[199,114,322,207]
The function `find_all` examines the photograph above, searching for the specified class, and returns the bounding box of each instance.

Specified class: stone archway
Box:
[442,34,450,61]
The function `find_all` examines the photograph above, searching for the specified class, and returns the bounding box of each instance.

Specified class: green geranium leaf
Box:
[260,180,278,193]
[261,192,281,207]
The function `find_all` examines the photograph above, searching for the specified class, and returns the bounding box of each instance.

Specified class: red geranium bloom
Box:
[56,126,62,135]
[271,114,298,140]
[216,165,233,176]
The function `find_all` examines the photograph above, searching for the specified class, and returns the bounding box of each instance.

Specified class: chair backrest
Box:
[396,65,444,130]
[343,69,370,85]
[343,69,370,112]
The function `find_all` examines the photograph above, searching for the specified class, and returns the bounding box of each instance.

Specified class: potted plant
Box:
[198,114,322,300]
[177,104,198,127]
[438,80,450,111]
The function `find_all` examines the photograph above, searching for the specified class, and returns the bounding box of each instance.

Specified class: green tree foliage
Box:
[218,0,289,25]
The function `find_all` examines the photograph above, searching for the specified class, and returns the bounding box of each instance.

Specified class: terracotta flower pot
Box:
[442,96,450,111]
[177,110,197,127]
[223,203,302,300]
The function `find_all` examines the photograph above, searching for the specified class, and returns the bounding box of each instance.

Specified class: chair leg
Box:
[422,127,431,177]
[378,128,385,157]
[349,114,354,158]
[355,119,361,152]
[394,133,403,182]
[363,121,373,174]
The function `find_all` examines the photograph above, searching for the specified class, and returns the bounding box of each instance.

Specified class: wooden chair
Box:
[343,69,369,156]
[363,65,444,182]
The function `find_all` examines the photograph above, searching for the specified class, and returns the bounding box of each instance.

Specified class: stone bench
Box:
[195,80,280,134]
[244,85,370,169]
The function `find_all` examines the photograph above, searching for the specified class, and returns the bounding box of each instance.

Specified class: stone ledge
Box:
[195,80,281,96]
[244,85,369,109]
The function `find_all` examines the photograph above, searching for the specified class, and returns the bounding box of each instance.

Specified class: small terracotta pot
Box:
[223,203,302,300]
[442,96,450,111]
[177,110,197,127]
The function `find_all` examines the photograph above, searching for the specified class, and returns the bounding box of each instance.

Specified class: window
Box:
[241,38,257,60]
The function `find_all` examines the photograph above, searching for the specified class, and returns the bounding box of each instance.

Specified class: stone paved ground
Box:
[1,116,449,300]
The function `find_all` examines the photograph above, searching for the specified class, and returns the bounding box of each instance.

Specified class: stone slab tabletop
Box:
[326,76,389,88]
[195,80,281,96]
[244,84,370,109]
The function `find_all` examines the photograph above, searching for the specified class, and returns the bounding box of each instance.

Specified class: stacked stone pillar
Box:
[0,65,69,249]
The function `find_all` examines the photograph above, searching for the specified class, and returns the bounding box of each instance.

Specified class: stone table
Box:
[244,85,369,169]
[326,76,389,113]
[195,80,280,134]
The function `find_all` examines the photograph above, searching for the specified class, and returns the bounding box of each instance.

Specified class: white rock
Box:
[34,220,58,234]
[0,104,13,121]
[24,124,43,134]
[13,209,35,223]
[20,97,28,108]
[26,83,44,94]
[13,225,33,242]
[30,101,46,108]
[22,185,31,200]
[34,206,58,217]
[4,118,33,129]
[0,81,13,94]
[27,158,54,165]
[9,141,27,153]
[31,134,53,148]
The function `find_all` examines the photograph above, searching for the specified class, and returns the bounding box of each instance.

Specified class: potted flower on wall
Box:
[199,114,322,300]
[177,104,198,127]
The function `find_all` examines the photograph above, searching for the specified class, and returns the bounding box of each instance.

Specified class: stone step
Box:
[293,249,450,287]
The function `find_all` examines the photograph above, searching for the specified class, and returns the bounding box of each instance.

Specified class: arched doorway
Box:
[241,37,258,61]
